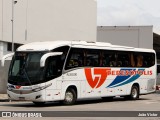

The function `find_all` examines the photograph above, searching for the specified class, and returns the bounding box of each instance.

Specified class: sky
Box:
[97,0,160,34]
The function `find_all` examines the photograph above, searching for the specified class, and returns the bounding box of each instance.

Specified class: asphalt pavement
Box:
[0,90,160,102]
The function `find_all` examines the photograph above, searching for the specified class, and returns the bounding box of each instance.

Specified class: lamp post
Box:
[11,0,17,52]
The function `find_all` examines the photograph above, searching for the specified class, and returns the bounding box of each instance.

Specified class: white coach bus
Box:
[2,41,156,105]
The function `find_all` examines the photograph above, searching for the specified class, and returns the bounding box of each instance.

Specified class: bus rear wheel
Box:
[63,88,77,105]
[126,85,139,100]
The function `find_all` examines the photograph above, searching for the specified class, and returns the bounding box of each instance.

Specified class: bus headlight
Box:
[32,83,52,92]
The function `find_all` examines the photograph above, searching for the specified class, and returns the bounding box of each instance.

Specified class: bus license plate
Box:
[19,97,25,101]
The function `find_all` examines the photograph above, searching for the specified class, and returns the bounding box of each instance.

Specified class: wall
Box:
[97,26,153,49]
[0,60,10,93]
[1,0,97,44]
[0,0,97,93]
[0,42,3,59]
[0,0,3,41]
[0,41,11,93]
[0,42,11,60]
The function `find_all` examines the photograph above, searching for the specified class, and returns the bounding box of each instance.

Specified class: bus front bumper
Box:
[7,90,46,102]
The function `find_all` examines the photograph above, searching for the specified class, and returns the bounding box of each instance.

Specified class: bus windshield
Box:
[8,52,63,86]
[8,52,45,86]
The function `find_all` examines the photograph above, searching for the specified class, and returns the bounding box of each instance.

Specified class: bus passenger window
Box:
[130,53,135,67]
[151,55,155,66]
[65,48,84,69]
[143,53,155,67]
[117,53,130,67]
[110,61,116,67]
[137,55,143,67]
[109,54,117,67]
[101,51,117,67]
[117,61,122,67]
[101,52,110,67]
[85,49,99,67]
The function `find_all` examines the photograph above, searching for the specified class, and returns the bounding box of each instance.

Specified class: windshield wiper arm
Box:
[23,68,32,85]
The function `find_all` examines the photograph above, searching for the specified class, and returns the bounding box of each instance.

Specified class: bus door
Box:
[44,55,63,100]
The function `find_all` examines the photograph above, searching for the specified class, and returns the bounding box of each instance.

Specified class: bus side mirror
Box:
[40,52,63,67]
[1,53,14,67]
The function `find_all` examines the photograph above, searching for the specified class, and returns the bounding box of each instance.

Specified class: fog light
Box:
[35,95,42,99]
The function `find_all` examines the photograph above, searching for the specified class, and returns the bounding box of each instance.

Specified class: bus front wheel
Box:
[63,88,77,105]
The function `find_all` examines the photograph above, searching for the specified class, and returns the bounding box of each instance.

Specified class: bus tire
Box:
[63,88,77,105]
[129,85,139,100]
[32,101,45,105]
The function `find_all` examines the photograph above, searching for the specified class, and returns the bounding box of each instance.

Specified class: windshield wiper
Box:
[16,64,32,85]
[15,61,26,76]
[23,68,32,85]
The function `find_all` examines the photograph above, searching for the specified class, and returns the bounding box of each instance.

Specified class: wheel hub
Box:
[65,92,73,102]
[132,88,137,98]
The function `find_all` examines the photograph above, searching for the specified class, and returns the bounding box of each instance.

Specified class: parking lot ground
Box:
[0,91,159,120]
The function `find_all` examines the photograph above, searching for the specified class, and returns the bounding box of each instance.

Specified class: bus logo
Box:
[84,68,111,89]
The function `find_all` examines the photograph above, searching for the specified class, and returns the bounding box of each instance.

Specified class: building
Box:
[0,1,159,93]
[0,0,97,59]
[97,26,160,63]
[97,26,153,49]
[0,0,97,93]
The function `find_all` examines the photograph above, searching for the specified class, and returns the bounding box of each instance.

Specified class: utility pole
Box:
[11,0,17,52]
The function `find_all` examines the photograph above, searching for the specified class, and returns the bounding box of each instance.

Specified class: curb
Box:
[0,94,9,102]
[0,99,10,102]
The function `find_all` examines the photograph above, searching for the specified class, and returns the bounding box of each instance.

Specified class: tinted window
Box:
[45,56,62,80]
[101,51,116,67]
[101,51,155,68]
[117,52,130,67]
[134,52,155,67]
[143,53,155,67]
[9,52,46,86]
[85,49,100,67]
[65,48,84,69]
[52,46,70,70]
[65,48,155,69]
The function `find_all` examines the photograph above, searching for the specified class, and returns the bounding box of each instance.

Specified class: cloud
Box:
[97,0,160,34]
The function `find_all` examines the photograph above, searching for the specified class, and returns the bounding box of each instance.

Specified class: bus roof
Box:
[17,40,155,53]
[17,41,71,51]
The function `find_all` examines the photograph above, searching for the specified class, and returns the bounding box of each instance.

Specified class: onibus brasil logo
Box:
[84,68,152,89]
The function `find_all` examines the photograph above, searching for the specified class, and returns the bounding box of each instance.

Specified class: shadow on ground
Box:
[0,97,151,108]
